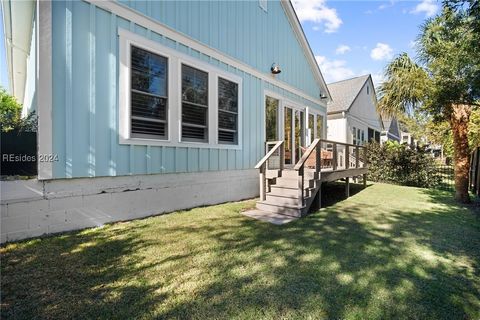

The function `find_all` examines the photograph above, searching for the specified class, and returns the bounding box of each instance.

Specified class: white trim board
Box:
[84,0,325,107]
[37,0,53,180]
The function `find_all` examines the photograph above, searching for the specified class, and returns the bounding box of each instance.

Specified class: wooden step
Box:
[269,185,315,197]
[265,193,309,206]
[256,201,306,217]
[275,177,316,188]
[281,170,319,179]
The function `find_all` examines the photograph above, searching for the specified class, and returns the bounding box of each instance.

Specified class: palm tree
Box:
[378,5,480,203]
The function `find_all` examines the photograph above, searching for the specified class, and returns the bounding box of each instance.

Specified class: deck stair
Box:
[252,139,368,220]
[257,169,319,217]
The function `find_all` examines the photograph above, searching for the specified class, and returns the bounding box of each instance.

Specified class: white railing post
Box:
[356,146,360,168]
[345,145,350,169]
[333,143,337,171]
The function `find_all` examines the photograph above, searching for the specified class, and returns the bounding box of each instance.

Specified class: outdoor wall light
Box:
[320,93,328,99]
[271,63,281,74]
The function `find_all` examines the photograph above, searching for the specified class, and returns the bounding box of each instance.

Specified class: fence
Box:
[0,130,37,176]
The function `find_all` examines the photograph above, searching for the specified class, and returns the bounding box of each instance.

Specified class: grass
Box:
[1,183,479,319]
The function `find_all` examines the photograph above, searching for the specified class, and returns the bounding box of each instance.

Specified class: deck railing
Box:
[255,139,367,205]
[254,141,284,201]
[294,138,322,206]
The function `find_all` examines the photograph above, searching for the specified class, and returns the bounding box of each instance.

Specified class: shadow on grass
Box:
[320,180,370,208]
[1,186,479,319]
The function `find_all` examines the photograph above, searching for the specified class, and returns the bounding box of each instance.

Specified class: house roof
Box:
[326,74,371,114]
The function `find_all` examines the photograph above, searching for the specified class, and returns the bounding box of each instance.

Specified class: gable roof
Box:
[281,1,332,101]
[326,74,371,114]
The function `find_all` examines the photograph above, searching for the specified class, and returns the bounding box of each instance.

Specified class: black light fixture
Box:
[320,93,328,99]
[271,63,281,74]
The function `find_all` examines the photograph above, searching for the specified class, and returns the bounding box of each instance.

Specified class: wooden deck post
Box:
[345,177,350,198]
[332,143,337,171]
[259,164,266,201]
[355,146,360,168]
[316,182,322,209]
[345,145,350,169]
[363,173,367,188]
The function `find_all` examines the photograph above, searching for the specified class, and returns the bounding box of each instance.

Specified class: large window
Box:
[218,78,238,144]
[352,126,365,145]
[181,64,209,142]
[130,46,168,139]
[119,29,242,148]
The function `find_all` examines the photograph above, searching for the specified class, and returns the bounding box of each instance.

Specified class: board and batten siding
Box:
[50,0,325,179]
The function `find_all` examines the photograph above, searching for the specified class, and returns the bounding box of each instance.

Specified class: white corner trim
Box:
[118,29,243,150]
[37,0,53,180]
[84,0,324,106]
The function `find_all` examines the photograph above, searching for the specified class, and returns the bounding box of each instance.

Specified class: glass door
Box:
[284,107,293,165]
[283,106,305,166]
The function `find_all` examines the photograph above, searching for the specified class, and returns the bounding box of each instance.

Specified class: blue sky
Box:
[0,0,439,92]
[292,0,440,85]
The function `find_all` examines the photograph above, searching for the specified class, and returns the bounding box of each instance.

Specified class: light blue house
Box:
[1,0,332,241]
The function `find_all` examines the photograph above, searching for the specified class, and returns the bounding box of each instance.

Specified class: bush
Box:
[0,88,37,132]
[366,141,442,188]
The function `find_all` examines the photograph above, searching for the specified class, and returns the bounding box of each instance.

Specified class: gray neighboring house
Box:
[381,116,401,143]
[326,75,384,145]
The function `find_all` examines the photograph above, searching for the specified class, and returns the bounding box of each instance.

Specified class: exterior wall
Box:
[1,169,258,243]
[49,0,326,179]
[327,116,347,143]
[346,115,368,145]
[117,0,321,99]
[348,79,383,133]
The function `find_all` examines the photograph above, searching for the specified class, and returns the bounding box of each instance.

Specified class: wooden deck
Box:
[255,139,368,217]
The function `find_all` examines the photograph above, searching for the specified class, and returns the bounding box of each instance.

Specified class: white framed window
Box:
[130,45,168,140]
[181,64,209,143]
[119,29,242,149]
[218,77,239,144]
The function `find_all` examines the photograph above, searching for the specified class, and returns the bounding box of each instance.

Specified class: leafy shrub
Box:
[0,88,37,132]
[366,141,442,188]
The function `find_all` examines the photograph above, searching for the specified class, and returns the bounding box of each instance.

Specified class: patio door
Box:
[284,106,305,166]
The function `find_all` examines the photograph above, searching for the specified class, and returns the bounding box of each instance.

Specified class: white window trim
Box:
[119,28,242,150]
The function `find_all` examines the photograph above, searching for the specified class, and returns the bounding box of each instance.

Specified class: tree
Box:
[378,4,480,203]
[0,87,37,132]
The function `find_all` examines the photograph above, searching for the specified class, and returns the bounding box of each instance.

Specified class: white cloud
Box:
[370,43,394,61]
[312,26,320,31]
[411,0,439,18]
[316,55,355,83]
[292,0,342,33]
[335,45,351,55]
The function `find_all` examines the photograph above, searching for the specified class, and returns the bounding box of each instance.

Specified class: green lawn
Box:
[1,183,479,319]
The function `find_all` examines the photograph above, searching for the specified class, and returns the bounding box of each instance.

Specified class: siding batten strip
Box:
[65,1,73,178]
[89,3,96,177]
[129,21,135,175]
[109,13,117,176]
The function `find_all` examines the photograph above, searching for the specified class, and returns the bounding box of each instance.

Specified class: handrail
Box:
[320,138,363,149]
[294,138,321,171]
[254,140,284,169]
